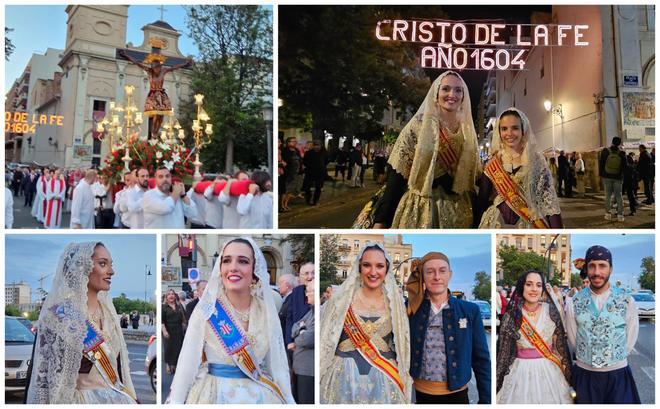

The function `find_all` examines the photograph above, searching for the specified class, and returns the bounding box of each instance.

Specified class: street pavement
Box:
[10,193,71,229]
[630,318,655,404]
[278,170,655,229]
[5,341,155,404]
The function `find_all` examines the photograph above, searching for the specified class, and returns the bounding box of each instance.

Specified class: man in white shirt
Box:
[187,181,208,229]
[218,170,249,229]
[236,171,273,229]
[142,167,197,229]
[565,245,640,404]
[127,168,150,229]
[114,171,134,228]
[203,175,226,229]
[70,170,97,229]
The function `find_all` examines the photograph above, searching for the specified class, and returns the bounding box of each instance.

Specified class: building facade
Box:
[335,234,413,286]
[497,234,572,285]
[5,281,32,306]
[13,5,194,168]
[493,5,654,191]
[162,234,303,292]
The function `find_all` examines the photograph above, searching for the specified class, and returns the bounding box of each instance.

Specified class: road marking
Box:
[642,367,655,382]
[131,370,147,375]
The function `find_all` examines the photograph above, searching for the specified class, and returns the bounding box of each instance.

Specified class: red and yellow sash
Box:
[520,315,563,370]
[343,307,404,394]
[437,127,459,175]
[484,156,549,229]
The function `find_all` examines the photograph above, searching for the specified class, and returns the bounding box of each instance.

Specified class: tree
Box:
[279,6,432,141]
[281,234,315,271]
[6,304,21,317]
[570,272,583,289]
[185,5,273,174]
[112,293,156,314]
[472,271,491,301]
[27,309,40,321]
[498,245,548,286]
[320,234,341,291]
[639,256,655,292]
[5,28,15,61]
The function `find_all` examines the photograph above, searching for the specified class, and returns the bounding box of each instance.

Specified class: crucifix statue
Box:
[119,38,192,139]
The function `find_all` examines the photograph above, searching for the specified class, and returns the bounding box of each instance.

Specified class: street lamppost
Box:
[262,102,273,175]
[144,264,152,314]
[544,234,560,283]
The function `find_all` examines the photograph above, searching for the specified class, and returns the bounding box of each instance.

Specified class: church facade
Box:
[16,5,194,168]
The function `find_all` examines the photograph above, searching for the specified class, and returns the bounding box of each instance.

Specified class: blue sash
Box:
[208,299,286,403]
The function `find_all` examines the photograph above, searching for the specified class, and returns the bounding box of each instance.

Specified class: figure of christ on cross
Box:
[119,49,192,139]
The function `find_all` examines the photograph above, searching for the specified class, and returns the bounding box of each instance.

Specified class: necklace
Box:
[523,303,541,318]
[228,300,250,322]
[356,288,385,314]
[89,301,103,324]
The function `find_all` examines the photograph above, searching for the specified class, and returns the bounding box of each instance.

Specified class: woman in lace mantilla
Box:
[477,108,563,228]
[320,243,412,403]
[26,242,136,404]
[167,237,294,404]
[496,270,573,404]
[355,71,480,229]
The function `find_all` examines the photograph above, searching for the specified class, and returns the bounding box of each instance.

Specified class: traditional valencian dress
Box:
[353,70,480,229]
[167,237,295,404]
[477,108,563,228]
[26,242,137,404]
[497,303,573,404]
[320,243,412,403]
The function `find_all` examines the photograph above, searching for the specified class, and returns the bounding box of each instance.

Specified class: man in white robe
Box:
[127,168,149,229]
[5,187,14,228]
[236,171,273,229]
[142,167,197,229]
[70,170,97,229]
[31,168,50,222]
[44,169,66,229]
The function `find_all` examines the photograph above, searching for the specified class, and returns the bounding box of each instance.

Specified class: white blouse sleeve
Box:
[564,295,577,353]
[167,310,205,404]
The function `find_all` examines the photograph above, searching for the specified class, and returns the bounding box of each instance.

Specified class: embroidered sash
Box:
[437,127,459,175]
[484,156,549,228]
[519,315,563,371]
[83,321,136,401]
[342,307,404,394]
[207,299,286,403]
[45,179,64,227]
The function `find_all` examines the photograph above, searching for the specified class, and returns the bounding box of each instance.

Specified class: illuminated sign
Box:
[375,20,590,70]
[5,112,65,134]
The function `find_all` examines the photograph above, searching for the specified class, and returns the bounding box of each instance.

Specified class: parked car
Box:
[473,300,492,329]
[631,292,655,319]
[145,334,156,393]
[5,316,35,394]
[16,317,36,334]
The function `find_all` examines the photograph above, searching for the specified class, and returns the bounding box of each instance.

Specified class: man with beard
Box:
[142,167,197,228]
[565,245,640,404]
[407,252,491,404]
[127,168,150,229]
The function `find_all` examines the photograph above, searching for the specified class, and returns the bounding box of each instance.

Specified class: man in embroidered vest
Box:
[565,245,640,404]
[407,252,491,404]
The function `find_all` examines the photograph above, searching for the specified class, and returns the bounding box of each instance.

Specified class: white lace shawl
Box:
[26,242,135,403]
[319,243,412,402]
[388,70,480,228]
[489,107,561,219]
[167,237,295,404]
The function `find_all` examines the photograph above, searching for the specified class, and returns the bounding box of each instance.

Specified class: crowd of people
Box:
[5,165,273,229]
[320,244,491,404]
[496,245,641,404]
[162,238,315,404]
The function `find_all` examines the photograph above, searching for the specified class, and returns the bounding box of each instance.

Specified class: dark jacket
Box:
[599,146,626,180]
[285,285,311,345]
[409,296,491,403]
[637,150,653,179]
